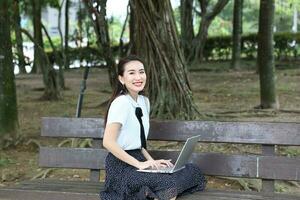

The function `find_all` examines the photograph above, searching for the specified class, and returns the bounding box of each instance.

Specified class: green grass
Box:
[0,157,15,167]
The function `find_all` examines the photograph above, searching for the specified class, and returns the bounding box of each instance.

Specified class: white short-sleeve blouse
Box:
[106,94,150,150]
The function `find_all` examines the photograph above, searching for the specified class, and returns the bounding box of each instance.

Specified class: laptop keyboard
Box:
[147,167,174,172]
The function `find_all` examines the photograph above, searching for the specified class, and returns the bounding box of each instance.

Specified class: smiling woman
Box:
[100,55,206,200]
[118,60,146,99]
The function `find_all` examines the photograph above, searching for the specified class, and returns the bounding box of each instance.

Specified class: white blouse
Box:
[106,94,150,150]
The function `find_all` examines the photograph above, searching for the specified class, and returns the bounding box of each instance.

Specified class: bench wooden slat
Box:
[39,147,300,181]
[1,183,299,200]
[39,147,106,169]
[0,188,99,200]
[41,117,104,138]
[42,117,300,145]
[150,120,300,145]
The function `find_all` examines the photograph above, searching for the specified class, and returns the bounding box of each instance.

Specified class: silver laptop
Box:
[137,135,201,174]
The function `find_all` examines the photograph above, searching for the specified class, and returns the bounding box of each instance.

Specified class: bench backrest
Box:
[39,117,300,193]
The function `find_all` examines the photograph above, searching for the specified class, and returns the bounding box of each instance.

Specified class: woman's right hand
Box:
[137,159,173,170]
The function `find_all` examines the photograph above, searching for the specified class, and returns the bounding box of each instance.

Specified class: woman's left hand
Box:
[155,159,174,168]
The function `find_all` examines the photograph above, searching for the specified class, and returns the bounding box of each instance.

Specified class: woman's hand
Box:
[137,159,174,170]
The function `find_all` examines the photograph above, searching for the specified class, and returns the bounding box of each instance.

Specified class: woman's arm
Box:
[103,123,169,169]
[141,148,154,161]
[103,123,140,168]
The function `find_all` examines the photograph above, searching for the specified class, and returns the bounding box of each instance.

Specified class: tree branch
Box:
[206,0,229,21]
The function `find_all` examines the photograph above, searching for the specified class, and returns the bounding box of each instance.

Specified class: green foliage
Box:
[190,0,299,36]
[46,46,104,66]
[203,32,300,61]
[43,36,62,51]
[46,0,60,8]
[108,16,129,46]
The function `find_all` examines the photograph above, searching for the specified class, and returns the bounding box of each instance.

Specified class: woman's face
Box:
[119,60,146,97]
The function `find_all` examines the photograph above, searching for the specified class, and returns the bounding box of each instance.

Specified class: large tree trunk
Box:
[187,0,229,64]
[31,0,44,74]
[13,0,27,74]
[257,0,279,109]
[231,0,243,69]
[180,0,194,59]
[130,0,199,119]
[83,0,117,88]
[0,0,19,148]
[64,0,70,69]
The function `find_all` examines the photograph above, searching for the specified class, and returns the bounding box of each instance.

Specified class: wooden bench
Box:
[0,117,300,200]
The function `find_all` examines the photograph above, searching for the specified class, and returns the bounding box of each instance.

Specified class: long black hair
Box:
[104,55,146,126]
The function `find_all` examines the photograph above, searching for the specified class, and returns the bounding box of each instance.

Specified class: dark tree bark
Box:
[231,0,243,69]
[83,0,117,88]
[41,23,65,90]
[64,0,70,69]
[257,0,279,109]
[0,0,19,147]
[77,1,84,47]
[119,3,130,57]
[180,0,194,59]
[129,3,136,54]
[57,0,66,89]
[13,0,27,74]
[187,0,229,64]
[31,0,44,74]
[21,29,60,100]
[130,0,199,119]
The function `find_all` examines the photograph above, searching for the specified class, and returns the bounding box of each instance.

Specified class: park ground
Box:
[1,60,300,195]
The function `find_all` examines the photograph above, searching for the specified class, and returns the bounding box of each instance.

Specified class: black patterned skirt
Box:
[99,149,206,200]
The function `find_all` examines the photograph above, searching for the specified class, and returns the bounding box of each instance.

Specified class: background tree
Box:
[64,0,70,70]
[83,0,117,88]
[13,0,27,74]
[191,0,229,63]
[231,0,243,69]
[180,0,194,59]
[0,0,19,148]
[257,0,279,109]
[31,0,44,74]
[130,0,199,119]
[180,0,229,64]
[42,23,65,90]
[129,2,136,55]
[21,28,61,100]
[119,3,130,57]
[57,0,67,89]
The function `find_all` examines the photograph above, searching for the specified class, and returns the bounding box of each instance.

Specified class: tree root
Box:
[31,168,55,180]
[1,134,23,149]
[25,139,41,149]
[58,139,72,147]
[286,181,300,188]
[218,176,261,191]
[58,138,92,148]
